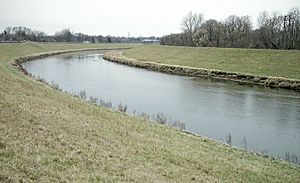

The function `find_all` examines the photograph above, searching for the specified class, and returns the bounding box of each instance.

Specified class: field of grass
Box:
[0,43,299,182]
[123,45,300,80]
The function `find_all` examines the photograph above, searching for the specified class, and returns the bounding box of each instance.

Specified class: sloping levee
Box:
[103,52,300,91]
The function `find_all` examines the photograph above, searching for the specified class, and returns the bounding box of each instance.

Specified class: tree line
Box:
[161,8,300,49]
[0,27,158,43]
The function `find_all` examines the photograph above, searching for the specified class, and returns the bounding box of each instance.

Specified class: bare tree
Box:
[3,26,12,41]
[181,11,204,46]
[223,15,252,48]
[162,8,299,50]
[257,9,300,49]
[55,29,74,42]
[283,8,300,49]
[193,19,222,47]
[257,11,282,49]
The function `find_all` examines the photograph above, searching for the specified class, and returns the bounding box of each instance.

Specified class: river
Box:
[21,51,300,159]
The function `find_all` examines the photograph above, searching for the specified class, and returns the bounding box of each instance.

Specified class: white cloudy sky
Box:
[0,0,298,37]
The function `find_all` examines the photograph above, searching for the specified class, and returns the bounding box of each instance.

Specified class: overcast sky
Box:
[0,0,298,37]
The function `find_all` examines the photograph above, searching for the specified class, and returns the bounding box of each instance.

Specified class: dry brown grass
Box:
[0,43,299,182]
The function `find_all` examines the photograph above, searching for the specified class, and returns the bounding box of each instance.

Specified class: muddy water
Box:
[21,52,300,158]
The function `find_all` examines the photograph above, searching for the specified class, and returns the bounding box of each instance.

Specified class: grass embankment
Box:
[122,45,300,80]
[0,43,299,182]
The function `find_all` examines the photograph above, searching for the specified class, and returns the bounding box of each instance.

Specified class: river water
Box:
[21,52,300,158]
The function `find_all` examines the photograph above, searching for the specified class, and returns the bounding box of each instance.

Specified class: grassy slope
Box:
[123,45,300,80]
[0,43,299,182]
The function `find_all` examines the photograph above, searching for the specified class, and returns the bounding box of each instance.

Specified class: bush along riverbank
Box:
[1,43,300,182]
[103,51,300,90]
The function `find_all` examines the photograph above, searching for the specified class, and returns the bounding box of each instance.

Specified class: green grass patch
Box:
[0,43,299,182]
[123,45,300,79]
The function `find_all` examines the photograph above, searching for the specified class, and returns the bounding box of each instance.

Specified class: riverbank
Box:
[105,45,300,90]
[1,43,299,182]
